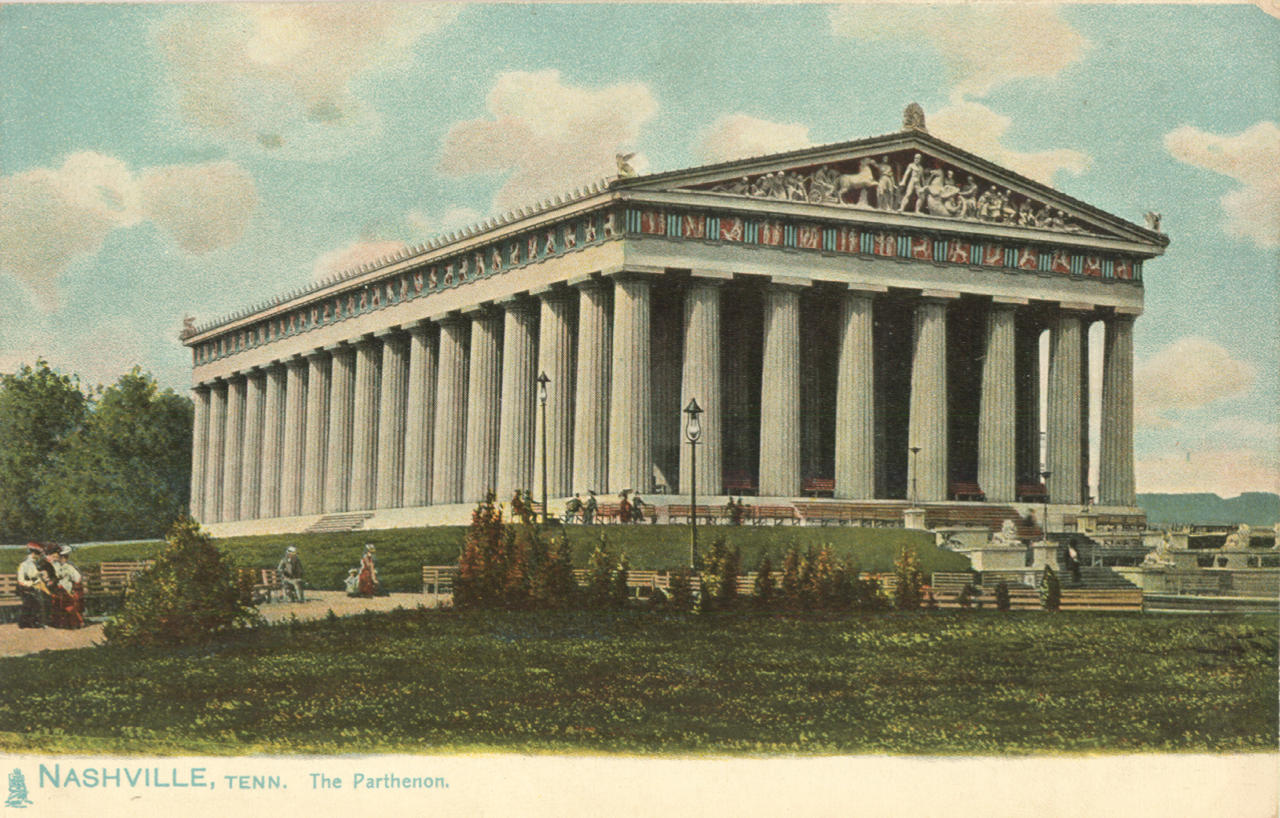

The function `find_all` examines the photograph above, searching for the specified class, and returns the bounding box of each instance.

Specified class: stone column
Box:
[907,295,952,503]
[977,300,1019,502]
[835,287,878,500]
[1100,314,1136,506]
[189,386,209,522]
[1079,321,1092,504]
[680,277,724,496]
[278,357,308,517]
[573,279,611,494]
[1046,309,1085,505]
[497,298,538,500]
[203,382,227,523]
[758,281,803,497]
[324,344,356,513]
[463,310,503,502]
[349,337,381,511]
[220,376,245,522]
[239,371,265,520]
[431,317,469,505]
[301,350,330,515]
[259,364,286,518]
[608,276,651,493]
[402,323,438,507]
[1016,316,1043,484]
[374,331,409,509]
[539,289,576,496]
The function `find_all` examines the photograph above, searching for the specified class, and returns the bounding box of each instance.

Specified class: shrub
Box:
[780,545,802,608]
[667,569,694,611]
[586,537,618,609]
[956,584,972,609]
[752,555,774,608]
[806,545,844,610]
[893,545,925,610]
[612,552,631,608]
[530,533,575,609]
[1039,565,1062,611]
[103,517,261,647]
[702,537,741,610]
[995,581,1011,611]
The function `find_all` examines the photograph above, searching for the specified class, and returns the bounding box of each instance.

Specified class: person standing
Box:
[583,490,598,525]
[562,493,583,524]
[357,544,379,597]
[278,545,305,603]
[16,543,49,629]
[52,546,84,629]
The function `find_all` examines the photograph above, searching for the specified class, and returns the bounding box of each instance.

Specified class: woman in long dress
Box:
[357,544,379,597]
[51,546,84,629]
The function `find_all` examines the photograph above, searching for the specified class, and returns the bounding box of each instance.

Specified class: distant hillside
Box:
[1138,492,1280,526]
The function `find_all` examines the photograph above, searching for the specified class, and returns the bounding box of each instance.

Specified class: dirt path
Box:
[0,591,428,658]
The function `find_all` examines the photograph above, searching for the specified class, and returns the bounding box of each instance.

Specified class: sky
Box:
[1,2,1277,497]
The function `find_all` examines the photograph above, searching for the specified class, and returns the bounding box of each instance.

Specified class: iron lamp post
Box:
[537,371,550,525]
[684,398,703,570]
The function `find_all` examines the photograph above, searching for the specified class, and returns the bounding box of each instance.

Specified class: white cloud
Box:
[929,100,1091,186]
[1137,447,1280,496]
[829,5,1087,98]
[1,152,258,310]
[312,240,409,281]
[438,69,658,211]
[157,4,458,158]
[697,114,813,164]
[1164,121,1280,248]
[1134,337,1257,427]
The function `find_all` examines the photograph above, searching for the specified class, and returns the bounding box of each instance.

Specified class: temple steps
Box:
[304,512,375,534]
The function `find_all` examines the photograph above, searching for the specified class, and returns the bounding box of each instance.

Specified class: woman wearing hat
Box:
[357,544,379,597]
[16,543,50,628]
[51,546,84,629]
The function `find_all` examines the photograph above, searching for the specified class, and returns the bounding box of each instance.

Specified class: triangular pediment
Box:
[618,131,1164,246]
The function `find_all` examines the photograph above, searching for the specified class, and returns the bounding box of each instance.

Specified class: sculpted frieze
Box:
[696,149,1096,235]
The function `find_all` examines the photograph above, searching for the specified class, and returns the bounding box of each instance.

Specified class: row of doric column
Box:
[189,275,1138,523]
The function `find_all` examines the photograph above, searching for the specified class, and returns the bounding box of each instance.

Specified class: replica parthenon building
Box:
[185,107,1166,534]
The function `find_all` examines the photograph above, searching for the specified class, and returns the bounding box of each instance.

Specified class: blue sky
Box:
[1,3,1276,496]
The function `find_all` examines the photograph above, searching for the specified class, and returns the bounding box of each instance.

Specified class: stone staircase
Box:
[304,512,375,534]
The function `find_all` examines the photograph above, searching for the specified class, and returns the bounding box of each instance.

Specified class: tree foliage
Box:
[893,545,925,611]
[0,360,88,541]
[103,517,261,647]
[701,537,742,610]
[456,494,577,610]
[752,555,774,608]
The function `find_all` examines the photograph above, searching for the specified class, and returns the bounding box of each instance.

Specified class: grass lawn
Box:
[0,609,1273,756]
[5,525,954,593]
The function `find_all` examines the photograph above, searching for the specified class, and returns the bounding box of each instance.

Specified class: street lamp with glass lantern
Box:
[537,371,550,525]
[908,445,922,507]
[683,398,703,570]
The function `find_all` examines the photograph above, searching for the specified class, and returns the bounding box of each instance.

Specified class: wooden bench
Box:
[950,480,986,502]
[795,503,849,525]
[666,504,729,524]
[752,505,800,525]
[802,477,835,497]
[0,573,18,624]
[1017,482,1049,502]
[723,472,757,496]
[90,561,154,595]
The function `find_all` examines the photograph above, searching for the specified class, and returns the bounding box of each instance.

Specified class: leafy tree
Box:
[530,532,576,609]
[1039,565,1062,611]
[702,537,742,610]
[994,581,1012,611]
[38,368,192,541]
[586,537,616,609]
[103,517,261,647]
[893,545,925,610]
[780,544,802,608]
[455,494,509,608]
[0,360,88,541]
[806,545,843,609]
[752,555,775,608]
[666,569,694,611]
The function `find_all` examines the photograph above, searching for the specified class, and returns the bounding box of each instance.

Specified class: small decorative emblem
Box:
[902,102,927,132]
[6,768,33,809]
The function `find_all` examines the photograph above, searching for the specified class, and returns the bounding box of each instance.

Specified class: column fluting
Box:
[220,376,246,522]
[402,323,438,507]
[1100,314,1136,506]
[324,344,356,513]
[835,289,876,499]
[431,317,469,505]
[463,310,503,503]
[259,364,285,518]
[907,297,950,502]
[203,382,227,523]
[189,386,209,522]
[573,279,611,495]
[758,282,802,497]
[349,337,381,511]
[239,371,265,520]
[374,331,409,509]
[497,299,538,500]
[608,277,651,494]
[539,289,577,497]
[279,357,308,517]
[301,350,330,515]
[1046,311,1085,505]
[679,278,723,496]
[977,301,1018,502]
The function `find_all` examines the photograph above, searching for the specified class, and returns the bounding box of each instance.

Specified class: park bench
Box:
[949,481,986,502]
[85,560,154,597]
[751,504,800,525]
[794,502,849,526]
[802,477,835,497]
[666,504,729,525]
[723,471,757,496]
[1016,482,1049,503]
[0,573,18,623]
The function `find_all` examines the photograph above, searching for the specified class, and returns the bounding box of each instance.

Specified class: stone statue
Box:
[833,159,878,207]
[992,518,1019,545]
[1143,531,1176,567]
[897,153,927,213]
[615,152,638,178]
[902,102,927,132]
[808,166,841,203]
[1224,523,1252,550]
[1144,211,1162,231]
[179,315,196,339]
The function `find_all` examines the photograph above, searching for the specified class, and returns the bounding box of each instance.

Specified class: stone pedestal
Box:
[903,507,927,530]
